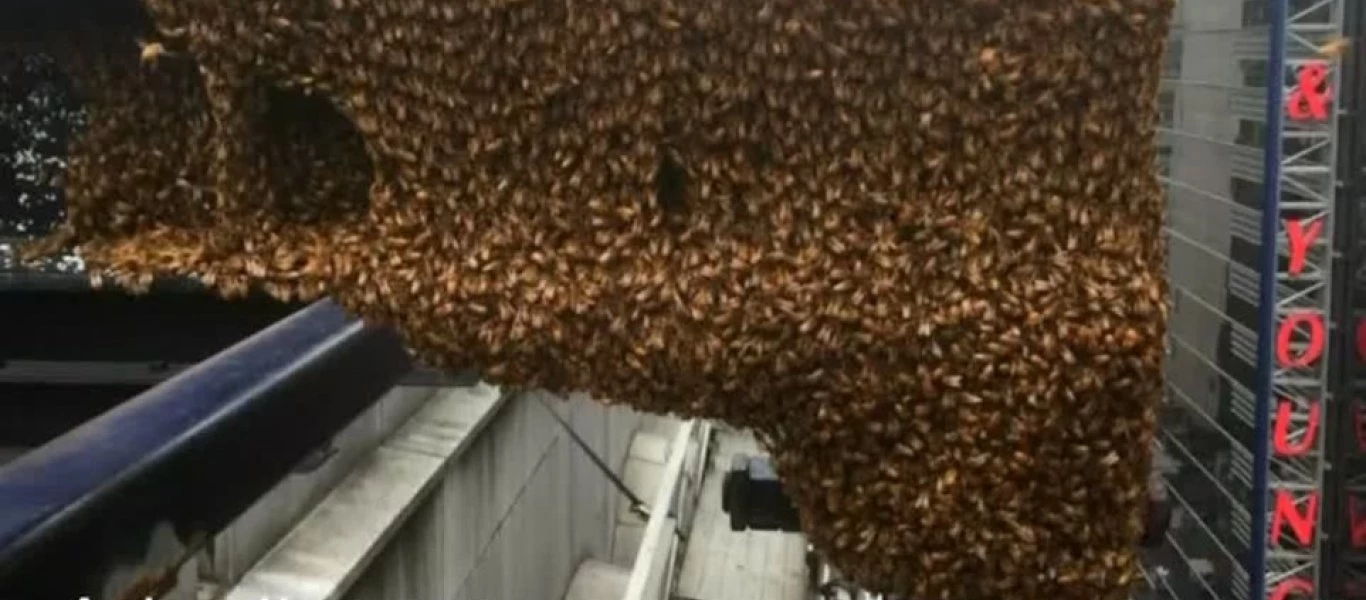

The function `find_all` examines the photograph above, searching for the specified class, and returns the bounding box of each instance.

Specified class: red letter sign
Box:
[1357,317,1366,364]
[1273,399,1321,457]
[1288,62,1332,121]
[1355,403,1366,453]
[1345,578,1366,600]
[1278,311,1326,368]
[1286,218,1323,277]
[1271,578,1314,600]
[1271,489,1319,547]
[1351,496,1366,549]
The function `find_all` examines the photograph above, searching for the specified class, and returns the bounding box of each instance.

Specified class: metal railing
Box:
[0,299,412,600]
[621,419,711,600]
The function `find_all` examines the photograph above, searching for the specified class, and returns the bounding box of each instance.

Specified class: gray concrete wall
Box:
[341,391,646,600]
[200,385,438,592]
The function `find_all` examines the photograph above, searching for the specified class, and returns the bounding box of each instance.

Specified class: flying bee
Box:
[1319,37,1350,58]
[138,39,174,64]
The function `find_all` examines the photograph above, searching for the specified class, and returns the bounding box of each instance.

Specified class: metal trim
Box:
[0,299,412,600]
[0,360,477,388]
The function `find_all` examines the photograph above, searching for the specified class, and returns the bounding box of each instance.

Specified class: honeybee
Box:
[1319,37,1350,58]
[138,39,172,64]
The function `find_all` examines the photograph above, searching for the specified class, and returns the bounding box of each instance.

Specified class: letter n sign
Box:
[1270,489,1319,547]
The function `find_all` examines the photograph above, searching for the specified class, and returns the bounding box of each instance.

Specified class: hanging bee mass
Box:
[8,0,1175,598]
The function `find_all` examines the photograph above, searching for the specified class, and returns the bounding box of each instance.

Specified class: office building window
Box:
[1242,0,1269,27]
[1164,38,1183,79]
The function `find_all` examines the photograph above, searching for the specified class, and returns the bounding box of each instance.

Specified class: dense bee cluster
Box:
[12,0,1173,597]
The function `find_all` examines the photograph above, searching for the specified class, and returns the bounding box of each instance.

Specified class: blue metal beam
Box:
[0,299,412,600]
[1250,2,1289,598]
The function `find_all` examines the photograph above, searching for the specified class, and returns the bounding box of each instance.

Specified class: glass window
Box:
[1242,0,1269,27]
[1164,38,1184,78]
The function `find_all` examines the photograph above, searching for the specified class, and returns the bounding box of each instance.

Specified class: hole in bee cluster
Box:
[253,84,374,225]
[745,141,773,170]
[653,145,689,219]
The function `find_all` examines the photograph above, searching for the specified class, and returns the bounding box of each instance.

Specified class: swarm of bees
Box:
[9,0,1174,597]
